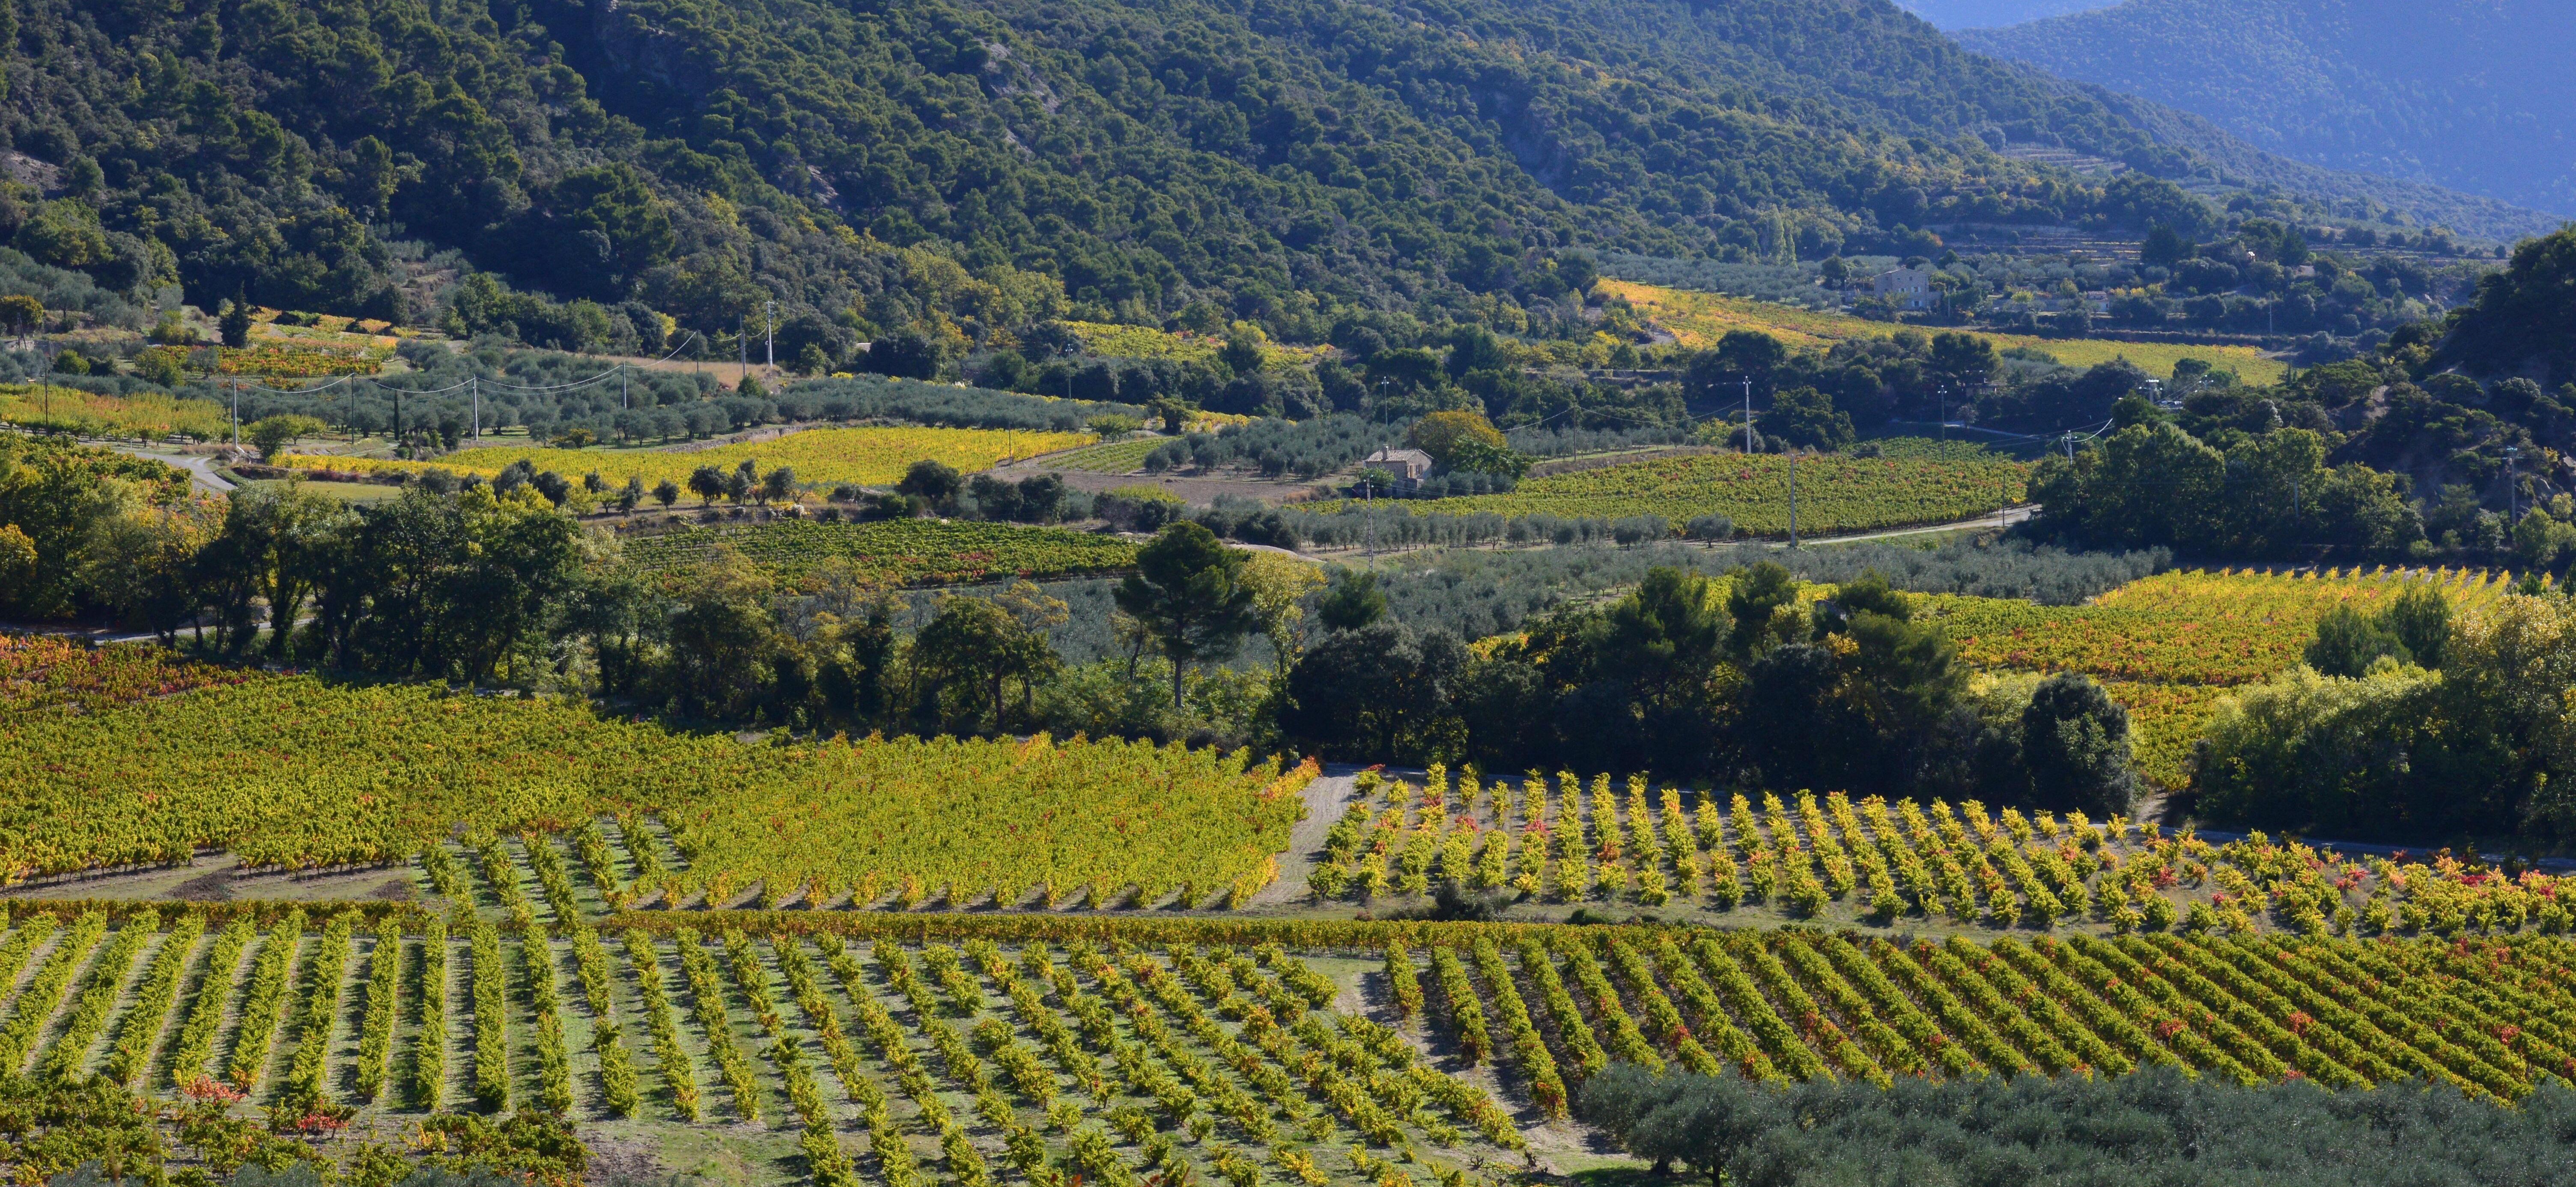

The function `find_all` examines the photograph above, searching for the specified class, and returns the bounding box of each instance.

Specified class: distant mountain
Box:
[1893,0,2121,31]
[1961,0,2576,217]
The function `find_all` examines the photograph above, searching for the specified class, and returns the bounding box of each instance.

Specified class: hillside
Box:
[1895,0,2118,29]
[1960,0,2576,217]
[0,0,2531,362]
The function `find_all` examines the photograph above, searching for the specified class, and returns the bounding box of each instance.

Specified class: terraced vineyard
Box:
[1330,442,2026,536]
[618,519,1139,585]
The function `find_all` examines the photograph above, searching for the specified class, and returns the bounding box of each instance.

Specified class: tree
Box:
[759,466,797,506]
[1712,329,1788,395]
[1239,552,1325,677]
[686,464,726,507]
[1590,567,1728,715]
[245,415,325,461]
[2307,603,2410,677]
[220,292,253,349]
[2141,223,2191,269]
[2382,583,2451,668]
[2020,673,2139,817]
[1928,331,1999,392]
[1726,561,1799,658]
[1282,620,1468,760]
[1220,329,1265,376]
[0,295,41,340]
[897,460,962,507]
[1315,569,1387,631]
[1114,521,1258,709]
[1408,410,1506,465]
[912,591,1058,731]
[1756,386,1854,451]
[661,549,779,719]
[1146,397,1195,435]
[653,479,682,508]
[1577,1066,1783,1187]
[862,328,942,380]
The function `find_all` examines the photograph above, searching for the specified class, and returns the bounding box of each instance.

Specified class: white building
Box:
[1872,266,1935,311]
[1362,448,1434,489]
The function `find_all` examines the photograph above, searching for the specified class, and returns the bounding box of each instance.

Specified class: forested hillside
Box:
[1961,0,2576,216]
[1894,0,2117,30]
[0,0,2516,359]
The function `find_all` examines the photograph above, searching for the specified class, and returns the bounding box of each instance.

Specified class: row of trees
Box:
[1281,565,2139,816]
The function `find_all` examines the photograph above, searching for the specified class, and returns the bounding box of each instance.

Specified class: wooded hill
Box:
[1962,0,2576,217]
[0,0,2536,354]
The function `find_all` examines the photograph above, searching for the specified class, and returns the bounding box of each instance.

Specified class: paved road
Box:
[98,443,236,493]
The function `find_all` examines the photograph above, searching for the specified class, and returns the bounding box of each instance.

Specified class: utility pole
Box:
[471,376,480,442]
[229,380,239,449]
[2063,432,2077,463]
[764,300,775,372]
[620,363,629,410]
[1939,384,1947,441]
[1743,377,1754,453]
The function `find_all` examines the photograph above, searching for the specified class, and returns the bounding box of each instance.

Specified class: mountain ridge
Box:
[0,0,2541,358]
[1960,0,2576,217]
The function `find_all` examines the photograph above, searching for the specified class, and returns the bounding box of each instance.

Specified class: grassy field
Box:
[1600,279,2290,385]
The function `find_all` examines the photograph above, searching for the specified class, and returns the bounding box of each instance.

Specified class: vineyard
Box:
[275,426,1097,490]
[1930,567,2520,784]
[1042,437,1168,474]
[1301,767,2571,941]
[0,875,2569,1187]
[1063,322,1332,370]
[0,658,1312,899]
[618,519,1138,585]
[1595,280,2290,385]
[1350,443,2027,536]
[0,385,229,440]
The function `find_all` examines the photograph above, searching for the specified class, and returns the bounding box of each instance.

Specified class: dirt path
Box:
[1249,765,1372,908]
